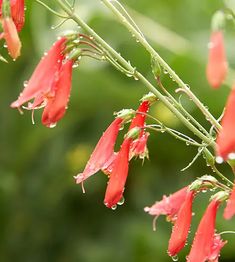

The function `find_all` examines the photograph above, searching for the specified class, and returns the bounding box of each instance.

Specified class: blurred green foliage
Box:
[0,0,235,261]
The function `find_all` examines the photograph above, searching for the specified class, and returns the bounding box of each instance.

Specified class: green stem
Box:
[157,77,211,138]
[53,0,215,147]
[102,0,221,130]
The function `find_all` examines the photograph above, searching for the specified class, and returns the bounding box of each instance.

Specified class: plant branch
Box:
[102,0,221,131]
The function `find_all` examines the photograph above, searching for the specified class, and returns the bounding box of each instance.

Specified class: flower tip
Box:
[144,206,150,213]
[10,100,20,108]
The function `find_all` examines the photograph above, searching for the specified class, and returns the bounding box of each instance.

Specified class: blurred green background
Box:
[0,0,235,261]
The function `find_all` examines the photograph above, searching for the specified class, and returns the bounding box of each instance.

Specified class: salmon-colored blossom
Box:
[144,187,188,223]
[0,0,25,59]
[2,17,21,59]
[223,181,235,220]
[168,190,194,257]
[75,117,124,186]
[206,31,227,88]
[0,0,25,31]
[187,200,221,262]
[104,137,132,208]
[216,86,235,160]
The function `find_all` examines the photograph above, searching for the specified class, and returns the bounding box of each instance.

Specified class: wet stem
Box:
[53,0,214,146]
[51,0,234,184]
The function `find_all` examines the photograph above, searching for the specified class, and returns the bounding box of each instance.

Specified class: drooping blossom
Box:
[168,190,195,257]
[216,86,235,160]
[0,0,25,59]
[129,93,156,159]
[104,137,132,208]
[41,59,73,127]
[223,182,235,220]
[208,234,227,262]
[2,17,21,59]
[0,0,25,31]
[206,31,227,88]
[187,199,221,262]
[144,187,188,223]
[74,117,125,186]
[11,37,75,127]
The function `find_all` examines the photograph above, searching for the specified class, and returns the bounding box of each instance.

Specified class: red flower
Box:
[0,0,25,31]
[168,190,194,257]
[216,86,235,160]
[10,0,25,32]
[2,17,21,59]
[11,37,71,126]
[187,200,220,262]
[41,59,73,127]
[129,100,150,160]
[206,31,227,88]
[208,234,227,262]
[104,137,132,208]
[144,187,188,223]
[223,182,235,220]
[0,0,25,59]
[74,117,124,187]
[130,132,149,160]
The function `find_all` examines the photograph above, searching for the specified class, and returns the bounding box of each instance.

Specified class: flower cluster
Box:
[0,0,25,59]
[145,176,230,261]
[74,93,156,209]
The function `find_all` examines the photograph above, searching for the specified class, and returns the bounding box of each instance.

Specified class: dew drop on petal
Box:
[49,122,57,128]
[111,205,117,210]
[117,196,125,206]
[171,255,178,261]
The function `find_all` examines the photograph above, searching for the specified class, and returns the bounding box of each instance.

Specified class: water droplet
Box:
[163,69,168,74]
[117,197,125,206]
[111,205,117,210]
[49,122,57,128]
[23,80,28,87]
[171,255,178,261]
[215,156,224,164]
[228,153,235,160]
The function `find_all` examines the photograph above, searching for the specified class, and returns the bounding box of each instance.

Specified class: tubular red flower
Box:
[129,100,150,159]
[216,86,235,160]
[129,100,149,130]
[187,200,220,262]
[2,16,21,59]
[75,118,124,185]
[223,181,235,220]
[144,187,188,222]
[0,0,25,31]
[168,190,194,257]
[11,37,67,109]
[41,59,73,128]
[104,138,132,208]
[206,31,227,88]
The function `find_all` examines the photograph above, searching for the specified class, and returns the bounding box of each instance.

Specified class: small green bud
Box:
[151,57,161,78]
[203,149,215,166]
